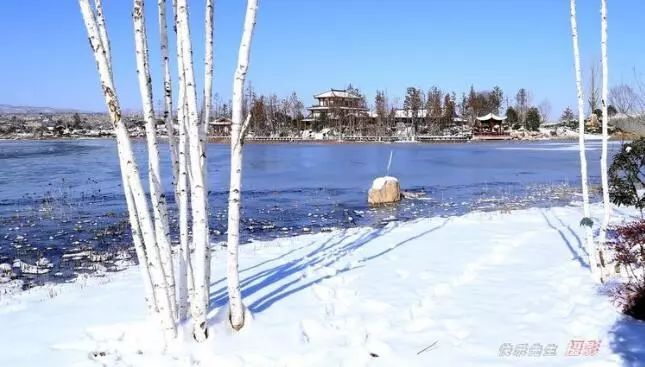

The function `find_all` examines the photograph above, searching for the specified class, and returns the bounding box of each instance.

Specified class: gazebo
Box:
[209,117,232,136]
[475,113,507,134]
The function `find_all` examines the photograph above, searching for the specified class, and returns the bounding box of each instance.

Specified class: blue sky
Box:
[0,0,644,117]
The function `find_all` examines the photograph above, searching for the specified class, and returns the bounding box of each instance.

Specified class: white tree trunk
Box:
[121,172,157,314]
[227,0,258,331]
[569,0,600,281]
[157,0,180,202]
[94,0,111,72]
[598,0,611,275]
[176,84,193,322]
[79,0,177,340]
[175,0,210,342]
[200,0,214,283]
[202,0,214,137]
[171,0,195,324]
[133,0,177,320]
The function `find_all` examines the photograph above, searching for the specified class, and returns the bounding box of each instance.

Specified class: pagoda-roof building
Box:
[303,89,368,123]
[475,113,508,134]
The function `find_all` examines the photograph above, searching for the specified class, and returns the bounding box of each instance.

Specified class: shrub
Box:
[525,107,541,131]
[610,220,645,320]
[609,138,645,217]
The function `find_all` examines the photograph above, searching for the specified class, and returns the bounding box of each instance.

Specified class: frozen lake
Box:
[0,139,622,286]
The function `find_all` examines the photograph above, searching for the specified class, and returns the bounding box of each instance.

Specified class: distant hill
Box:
[0,104,87,115]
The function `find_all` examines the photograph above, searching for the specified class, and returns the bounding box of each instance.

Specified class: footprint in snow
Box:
[396,269,410,279]
[405,317,435,333]
[300,319,328,343]
[311,284,335,301]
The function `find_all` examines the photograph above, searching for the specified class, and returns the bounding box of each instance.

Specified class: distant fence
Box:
[613,117,645,137]
[416,135,471,142]
[209,135,471,143]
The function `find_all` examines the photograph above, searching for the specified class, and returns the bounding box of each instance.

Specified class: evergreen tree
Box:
[515,88,529,125]
[506,106,519,129]
[467,85,478,121]
[425,86,442,129]
[560,107,576,128]
[442,93,455,128]
[491,86,504,114]
[526,107,541,131]
[459,92,468,120]
[404,87,423,133]
[375,90,388,137]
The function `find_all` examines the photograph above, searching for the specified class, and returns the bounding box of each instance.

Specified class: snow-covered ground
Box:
[1,203,644,366]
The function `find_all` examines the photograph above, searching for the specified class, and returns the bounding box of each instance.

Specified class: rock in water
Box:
[368,176,401,205]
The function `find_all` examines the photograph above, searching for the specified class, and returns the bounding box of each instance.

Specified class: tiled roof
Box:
[314,89,361,99]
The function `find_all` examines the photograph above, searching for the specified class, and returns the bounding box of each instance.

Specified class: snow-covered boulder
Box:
[0,263,14,283]
[368,176,401,205]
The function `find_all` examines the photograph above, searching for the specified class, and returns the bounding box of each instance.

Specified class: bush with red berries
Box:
[610,220,645,320]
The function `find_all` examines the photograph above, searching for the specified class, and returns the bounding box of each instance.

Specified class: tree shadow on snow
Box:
[609,316,645,366]
[209,218,450,313]
[540,210,589,269]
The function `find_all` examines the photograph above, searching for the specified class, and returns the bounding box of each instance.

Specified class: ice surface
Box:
[1,139,624,287]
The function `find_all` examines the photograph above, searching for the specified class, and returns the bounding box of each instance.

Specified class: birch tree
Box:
[598,0,611,263]
[175,0,211,342]
[176,67,192,322]
[203,0,214,136]
[79,0,177,340]
[172,9,192,322]
[569,0,600,280]
[157,0,179,199]
[201,0,215,284]
[157,0,192,323]
[227,0,259,331]
[133,0,177,320]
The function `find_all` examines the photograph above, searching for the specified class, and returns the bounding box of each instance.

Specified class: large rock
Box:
[368,176,401,205]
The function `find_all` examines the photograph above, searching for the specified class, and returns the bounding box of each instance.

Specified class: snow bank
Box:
[1,203,644,366]
[497,145,596,151]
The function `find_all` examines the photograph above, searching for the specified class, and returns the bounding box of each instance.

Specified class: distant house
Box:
[302,89,368,125]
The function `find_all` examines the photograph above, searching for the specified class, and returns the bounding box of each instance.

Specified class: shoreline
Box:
[0,134,623,145]
[0,193,604,294]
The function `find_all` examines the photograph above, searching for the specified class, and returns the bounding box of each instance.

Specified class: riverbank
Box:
[0,132,631,144]
[1,202,643,366]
